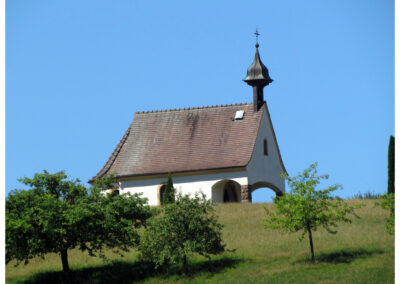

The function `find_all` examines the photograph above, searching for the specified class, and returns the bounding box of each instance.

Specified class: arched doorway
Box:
[251,181,283,203]
[109,188,120,196]
[212,180,241,203]
[111,189,120,196]
[223,181,238,202]
[251,188,276,203]
[158,184,166,205]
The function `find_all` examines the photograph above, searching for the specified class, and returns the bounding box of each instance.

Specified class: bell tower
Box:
[243,29,273,112]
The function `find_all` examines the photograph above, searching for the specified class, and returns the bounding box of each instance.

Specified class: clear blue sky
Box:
[6,0,394,202]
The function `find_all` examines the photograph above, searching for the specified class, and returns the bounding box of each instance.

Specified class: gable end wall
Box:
[246,105,285,193]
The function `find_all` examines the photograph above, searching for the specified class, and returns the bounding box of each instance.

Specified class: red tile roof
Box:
[90,103,264,182]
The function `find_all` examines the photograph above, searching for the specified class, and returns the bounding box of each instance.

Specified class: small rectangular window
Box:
[264,139,268,156]
[234,110,245,120]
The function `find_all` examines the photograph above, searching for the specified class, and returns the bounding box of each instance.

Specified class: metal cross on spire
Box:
[254,28,260,48]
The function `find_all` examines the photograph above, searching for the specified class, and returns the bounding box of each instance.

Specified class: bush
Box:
[139,193,225,272]
[352,191,380,199]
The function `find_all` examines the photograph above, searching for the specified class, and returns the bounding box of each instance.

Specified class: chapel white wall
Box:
[119,171,248,206]
[246,106,285,193]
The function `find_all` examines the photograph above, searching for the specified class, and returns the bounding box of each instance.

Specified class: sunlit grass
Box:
[6,199,394,283]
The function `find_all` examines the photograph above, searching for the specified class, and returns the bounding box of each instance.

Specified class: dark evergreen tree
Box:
[163,173,175,205]
[388,136,395,194]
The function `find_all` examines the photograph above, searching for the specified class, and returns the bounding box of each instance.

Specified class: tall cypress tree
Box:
[163,173,175,205]
[388,136,395,194]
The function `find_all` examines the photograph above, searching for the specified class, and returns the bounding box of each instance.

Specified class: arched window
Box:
[264,139,268,156]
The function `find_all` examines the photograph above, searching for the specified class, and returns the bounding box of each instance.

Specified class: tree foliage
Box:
[6,171,151,272]
[163,173,175,205]
[265,163,361,262]
[388,135,395,194]
[377,193,394,235]
[139,193,225,272]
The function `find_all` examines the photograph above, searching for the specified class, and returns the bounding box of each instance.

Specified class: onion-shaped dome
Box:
[243,45,273,87]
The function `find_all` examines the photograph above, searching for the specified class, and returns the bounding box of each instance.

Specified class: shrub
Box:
[139,193,225,272]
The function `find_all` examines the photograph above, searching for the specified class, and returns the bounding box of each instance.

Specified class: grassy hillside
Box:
[6,199,394,283]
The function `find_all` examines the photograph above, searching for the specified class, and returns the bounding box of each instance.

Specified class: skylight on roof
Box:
[234,110,245,120]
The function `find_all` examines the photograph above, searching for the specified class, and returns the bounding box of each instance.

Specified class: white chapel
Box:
[90,40,286,206]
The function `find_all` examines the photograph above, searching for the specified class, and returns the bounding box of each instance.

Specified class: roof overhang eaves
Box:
[114,166,248,182]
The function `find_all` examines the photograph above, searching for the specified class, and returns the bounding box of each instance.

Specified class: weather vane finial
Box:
[254,28,260,48]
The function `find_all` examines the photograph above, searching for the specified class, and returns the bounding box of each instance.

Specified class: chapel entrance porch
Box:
[212,180,241,203]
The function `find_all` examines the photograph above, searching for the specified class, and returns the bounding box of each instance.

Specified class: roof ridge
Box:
[135,102,252,114]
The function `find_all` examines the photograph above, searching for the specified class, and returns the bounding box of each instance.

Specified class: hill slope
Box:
[6,199,394,283]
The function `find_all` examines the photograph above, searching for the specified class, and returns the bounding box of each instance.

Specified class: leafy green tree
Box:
[163,173,175,205]
[6,171,151,273]
[139,193,225,272]
[388,136,395,194]
[377,193,394,235]
[265,163,361,263]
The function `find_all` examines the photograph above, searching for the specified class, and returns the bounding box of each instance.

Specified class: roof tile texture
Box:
[91,103,262,181]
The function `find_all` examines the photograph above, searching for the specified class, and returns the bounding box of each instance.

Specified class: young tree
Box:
[163,173,175,205]
[6,171,151,273]
[377,193,394,235]
[265,163,361,263]
[139,193,225,272]
[388,136,395,194]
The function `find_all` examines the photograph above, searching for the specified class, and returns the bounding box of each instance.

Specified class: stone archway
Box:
[251,181,283,197]
[241,181,283,203]
[212,180,242,203]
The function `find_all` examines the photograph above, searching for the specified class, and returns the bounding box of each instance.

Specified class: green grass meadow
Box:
[6,199,394,283]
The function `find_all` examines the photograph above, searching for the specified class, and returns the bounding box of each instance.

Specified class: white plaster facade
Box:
[119,171,247,206]
[117,105,285,206]
[246,105,286,193]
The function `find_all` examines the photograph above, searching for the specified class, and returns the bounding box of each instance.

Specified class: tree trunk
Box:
[182,254,188,273]
[61,249,70,273]
[307,224,315,263]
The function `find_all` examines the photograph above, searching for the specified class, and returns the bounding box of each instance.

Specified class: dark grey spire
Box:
[243,29,273,112]
[243,48,273,86]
